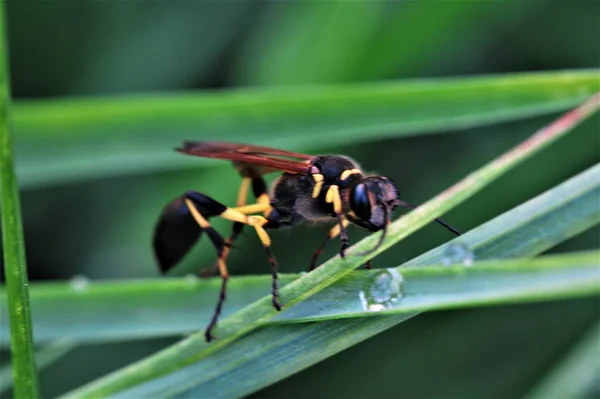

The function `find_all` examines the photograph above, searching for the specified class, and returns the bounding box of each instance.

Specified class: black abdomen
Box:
[153,192,226,273]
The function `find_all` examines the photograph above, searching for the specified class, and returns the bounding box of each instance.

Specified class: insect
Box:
[153,141,461,341]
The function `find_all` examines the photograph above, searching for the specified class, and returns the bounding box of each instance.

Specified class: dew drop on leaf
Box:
[442,242,474,266]
[359,268,404,312]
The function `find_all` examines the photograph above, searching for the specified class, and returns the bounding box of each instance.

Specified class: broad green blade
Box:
[524,320,600,399]
[103,169,600,399]
[0,4,40,398]
[2,163,599,345]
[59,94,600,398]
[13,70,599,188]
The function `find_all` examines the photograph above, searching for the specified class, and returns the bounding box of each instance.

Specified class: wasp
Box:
[153,142,461,341]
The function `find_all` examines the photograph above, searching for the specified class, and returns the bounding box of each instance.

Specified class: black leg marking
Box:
[337,214,349,259]
[199,226,229,342]
[205,273,228,342]
[266,246,282,310]
[252,176,268,198]
[181,196,230,342]
[203,228,229,342]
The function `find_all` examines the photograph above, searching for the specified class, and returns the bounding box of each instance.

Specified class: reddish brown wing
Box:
[177,141,313,174]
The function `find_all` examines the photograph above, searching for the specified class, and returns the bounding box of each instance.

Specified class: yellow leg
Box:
[328,216,350,239]
[236,177,251,207]
[203,177,252,278]
[326,184,350,258]
[218,206,281,309]
[183,199,230,341]
[184,197,282,338]
[185,199,211,228]
[325,185,343,214]
[231,202,271,215]
[257,193,272,217]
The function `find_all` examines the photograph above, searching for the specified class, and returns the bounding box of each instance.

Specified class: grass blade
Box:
[60,93,599,398]
[13,70,599,188]
[279,250,600,322]
[105,165,600,399]
[2,161,599,345]
[524,320,600,399]
[0,4,40,397]
[0,339,76,395]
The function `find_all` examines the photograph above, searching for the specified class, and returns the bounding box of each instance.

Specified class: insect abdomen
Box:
[153,192,226,273]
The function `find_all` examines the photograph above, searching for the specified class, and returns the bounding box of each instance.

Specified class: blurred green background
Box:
[2,1,599,398]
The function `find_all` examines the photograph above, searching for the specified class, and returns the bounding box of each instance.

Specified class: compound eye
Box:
[349,183,371,221]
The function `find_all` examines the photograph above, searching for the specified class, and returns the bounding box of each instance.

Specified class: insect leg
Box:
[210,177,274,276]
[323,184,372,268]
[325,184,351,256]
[182,195,229,342]
[232,176,272,216]
[184,191,282,339]
[202,178,252,277]
[218,208,282,310]
[240,177,279,308]
[228,176,252,244]
[309,217,349,271]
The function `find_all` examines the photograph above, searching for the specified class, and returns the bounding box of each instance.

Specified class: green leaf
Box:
[0,4,40,398]
[87,161,600,399]
[13,70,599,188]
[59,92,600,398]
[2,161,599,345]
[100,252,600,399]
[524,320,600,399]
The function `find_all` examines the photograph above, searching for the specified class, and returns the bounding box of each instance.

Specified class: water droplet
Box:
[185,274,199,283]
[70,275,89,291]
[442,242,474,266]
[359,268,404,312]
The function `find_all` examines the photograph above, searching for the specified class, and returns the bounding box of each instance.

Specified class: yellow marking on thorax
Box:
[340,169,362,181]
[325,185,343,214]
[312,173,324,198]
